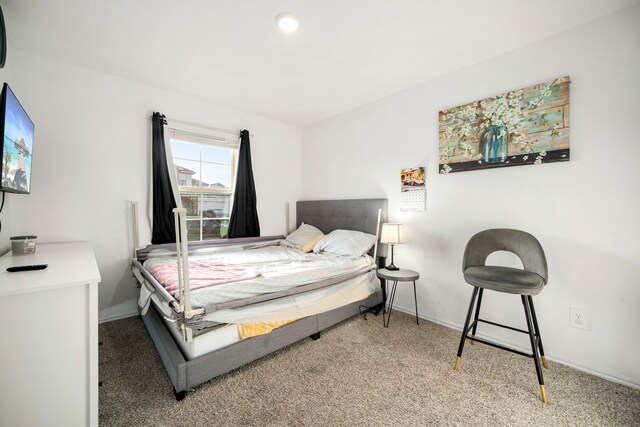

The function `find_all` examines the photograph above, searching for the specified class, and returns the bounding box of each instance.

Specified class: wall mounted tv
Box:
[0,83,34,194]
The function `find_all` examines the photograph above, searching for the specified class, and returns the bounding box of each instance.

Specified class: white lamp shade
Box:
[380,223,403,244]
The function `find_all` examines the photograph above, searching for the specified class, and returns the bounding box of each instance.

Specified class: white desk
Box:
[0,242,101,427]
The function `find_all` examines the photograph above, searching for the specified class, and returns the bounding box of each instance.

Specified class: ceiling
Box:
[3,0,638,126]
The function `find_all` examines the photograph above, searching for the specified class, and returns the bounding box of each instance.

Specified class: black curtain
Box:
[228,130,260,238]
[151,112,178,244]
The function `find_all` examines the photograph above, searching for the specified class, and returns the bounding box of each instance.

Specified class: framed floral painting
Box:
[439,76,570,174]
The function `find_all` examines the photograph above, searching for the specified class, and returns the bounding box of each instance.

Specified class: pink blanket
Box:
[149,259,261,299]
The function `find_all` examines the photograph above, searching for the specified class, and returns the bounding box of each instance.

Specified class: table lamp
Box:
[380,223,403,271]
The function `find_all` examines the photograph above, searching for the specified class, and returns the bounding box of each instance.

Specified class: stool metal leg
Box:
[527,296,547,369]
[384,280,399,328]
[413,281,419,325]
[454,287,479,370]
[523,296,547,404]
[469,288,483,344]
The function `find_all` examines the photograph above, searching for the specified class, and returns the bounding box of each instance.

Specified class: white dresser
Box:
[0,242,101,427]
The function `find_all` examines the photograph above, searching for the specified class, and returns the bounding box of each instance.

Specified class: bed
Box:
[131,198,388,400]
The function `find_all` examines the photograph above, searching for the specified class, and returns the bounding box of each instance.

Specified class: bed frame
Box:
[135,198,388,400]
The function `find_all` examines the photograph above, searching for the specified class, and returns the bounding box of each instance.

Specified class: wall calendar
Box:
[400,167,426,212]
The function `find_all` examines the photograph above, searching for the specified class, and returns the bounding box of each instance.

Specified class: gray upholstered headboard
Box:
[296,199,388,258]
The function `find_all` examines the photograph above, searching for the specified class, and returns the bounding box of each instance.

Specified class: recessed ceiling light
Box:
[275,12,299,33]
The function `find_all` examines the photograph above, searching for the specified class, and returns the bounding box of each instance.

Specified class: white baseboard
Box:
[98,309,139,324]
[390,304,640,391]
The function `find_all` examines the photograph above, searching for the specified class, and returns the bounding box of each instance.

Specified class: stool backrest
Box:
[463,229,548,284]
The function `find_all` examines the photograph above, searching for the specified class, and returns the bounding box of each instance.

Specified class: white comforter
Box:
[143,241,374,310]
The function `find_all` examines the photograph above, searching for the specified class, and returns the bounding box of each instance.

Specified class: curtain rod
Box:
[164,117,255,138]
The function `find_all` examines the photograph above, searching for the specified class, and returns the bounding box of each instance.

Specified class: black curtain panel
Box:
[151,112,178,244]
[228,130,260,238]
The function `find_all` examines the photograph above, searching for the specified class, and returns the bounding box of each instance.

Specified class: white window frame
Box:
[167,121,239,241]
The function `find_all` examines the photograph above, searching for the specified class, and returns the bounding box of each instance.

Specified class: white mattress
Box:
[161,313,241,361]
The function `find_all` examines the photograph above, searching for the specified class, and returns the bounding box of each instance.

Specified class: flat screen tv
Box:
[0,83,34,194]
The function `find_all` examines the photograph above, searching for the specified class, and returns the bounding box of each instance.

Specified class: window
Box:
[169,131,237,241]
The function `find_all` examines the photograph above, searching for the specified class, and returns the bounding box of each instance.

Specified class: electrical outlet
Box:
[570,307,590,330]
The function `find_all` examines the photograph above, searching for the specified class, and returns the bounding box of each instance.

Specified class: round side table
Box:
[377,268,420,328]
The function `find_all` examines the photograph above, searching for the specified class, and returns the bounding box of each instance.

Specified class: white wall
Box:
[302,6,640,388]
[0,50,301,322]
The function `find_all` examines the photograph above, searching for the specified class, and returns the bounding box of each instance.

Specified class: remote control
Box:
[6,264,48,272]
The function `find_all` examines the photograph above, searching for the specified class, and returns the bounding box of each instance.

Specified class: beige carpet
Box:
[99,312,640,426]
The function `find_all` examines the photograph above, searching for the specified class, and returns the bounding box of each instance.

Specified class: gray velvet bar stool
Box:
[453,229,550,404]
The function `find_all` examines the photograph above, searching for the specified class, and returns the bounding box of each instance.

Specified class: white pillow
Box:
[285,223,325,253]
[313,229,377,258]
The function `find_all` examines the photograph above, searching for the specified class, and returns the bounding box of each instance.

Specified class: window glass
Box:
[171,140,200,161]
[186,220,201,241]
[202,145,232,165]
[174,159,201,187]
[180,193,201,218]
[203,194,231,218]
[200,163,232,189]
[170,136,236,241]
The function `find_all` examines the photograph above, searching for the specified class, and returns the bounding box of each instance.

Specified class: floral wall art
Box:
[439,76,570,174]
